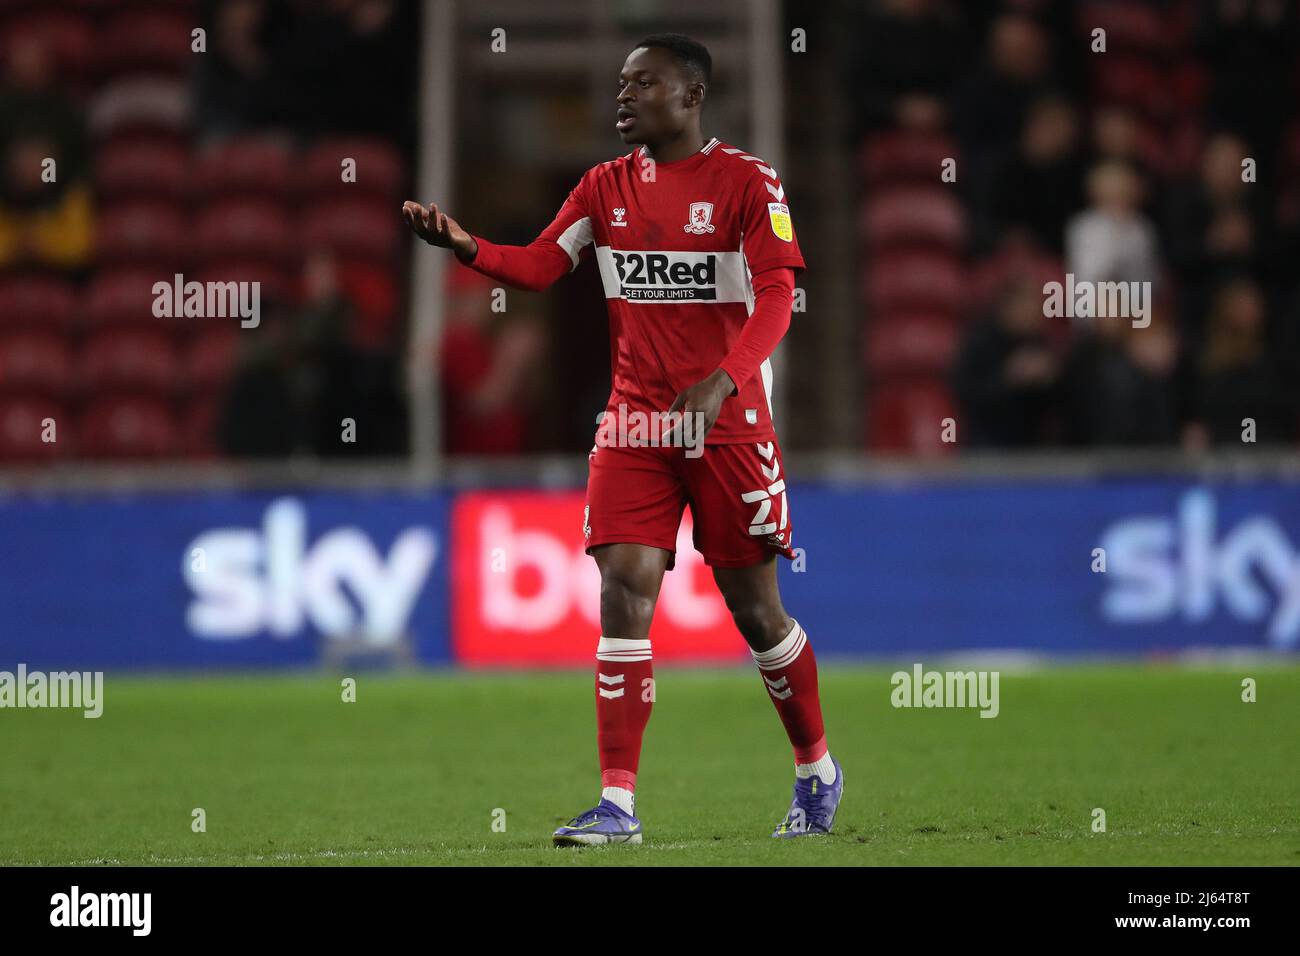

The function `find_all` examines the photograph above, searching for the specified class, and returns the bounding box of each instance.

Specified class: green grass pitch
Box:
[1,665,1296,866]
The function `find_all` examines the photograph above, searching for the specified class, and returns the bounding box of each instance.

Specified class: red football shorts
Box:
[583,438,795,569]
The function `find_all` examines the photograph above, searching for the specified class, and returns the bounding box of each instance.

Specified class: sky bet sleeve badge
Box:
[768,202,792,241]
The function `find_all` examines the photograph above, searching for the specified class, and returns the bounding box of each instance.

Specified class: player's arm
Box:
[666,267,796,440]
[402,180,593,292]
[716,266,796,396]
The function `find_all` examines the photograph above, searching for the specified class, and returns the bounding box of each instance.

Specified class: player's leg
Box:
[591,542,669,812]
[553,444,683,846]
[686,439,843,837]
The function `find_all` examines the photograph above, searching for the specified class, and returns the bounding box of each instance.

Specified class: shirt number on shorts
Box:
[740,442,788,536]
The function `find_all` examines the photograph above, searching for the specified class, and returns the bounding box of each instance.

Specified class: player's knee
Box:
[600,572,657,630]
[729,601,788,647]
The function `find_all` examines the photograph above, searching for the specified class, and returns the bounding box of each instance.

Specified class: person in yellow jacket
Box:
[0,135,93,271]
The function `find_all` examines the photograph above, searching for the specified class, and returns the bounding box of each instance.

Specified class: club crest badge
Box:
[683,201,716,235]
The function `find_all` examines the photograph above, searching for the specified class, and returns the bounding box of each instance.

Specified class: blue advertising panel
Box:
[0,490,450,669]
[780,478,1300,656]
[0,477,1296,669]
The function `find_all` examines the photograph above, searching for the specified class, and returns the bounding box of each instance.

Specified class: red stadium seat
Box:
[96,7,193,79]
[96,135,191,201]
[0,330,73,395]
[0,395,67,461]
[180,392,223,459]
[865,313,960,378]
[87,268,177,331]
[862,188,967,250]
[860,132,959,185]
[194,199,295,264]
[77,394,178,459]
[864,253,967,314]
[1076,2,1175,56]
[78,329,181,393]
[193,261,296,315]
[0,277,76,330]
[301,138,406,198]
[867,379,956,456]
[1,9,95,86]
[193,137,295,199]
[301,199,401,262]
[1088,55,1172,119]
[184,327,241,391]
[95,201,188,268]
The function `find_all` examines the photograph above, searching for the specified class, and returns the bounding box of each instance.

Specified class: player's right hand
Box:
[402,200,478,261]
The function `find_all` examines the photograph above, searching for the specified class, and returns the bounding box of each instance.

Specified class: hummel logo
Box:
[598,672,625,699]
[610,207,628,228]
[764,675,792,700]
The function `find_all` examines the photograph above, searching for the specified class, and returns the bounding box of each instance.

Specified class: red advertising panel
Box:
[451,491,748,666]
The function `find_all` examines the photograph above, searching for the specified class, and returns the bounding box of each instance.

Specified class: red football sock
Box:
[595,637,654,792]
[750,620,828,763]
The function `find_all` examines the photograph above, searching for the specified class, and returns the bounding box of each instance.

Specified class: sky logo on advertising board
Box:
[1100,488,1300,646]
[183,497,437,643]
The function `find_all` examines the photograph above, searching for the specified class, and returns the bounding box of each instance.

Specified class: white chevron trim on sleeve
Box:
[722,147,780,181]
[764,182,785,201]
[556,216,593,269]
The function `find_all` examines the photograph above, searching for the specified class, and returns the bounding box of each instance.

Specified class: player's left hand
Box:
[664,368,735,452]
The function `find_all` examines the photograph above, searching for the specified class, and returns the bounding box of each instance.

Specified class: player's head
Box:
[616,34,710,146]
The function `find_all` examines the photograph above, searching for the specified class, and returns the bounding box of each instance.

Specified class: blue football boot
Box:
[552,798,643,846]
[771,758,844,837]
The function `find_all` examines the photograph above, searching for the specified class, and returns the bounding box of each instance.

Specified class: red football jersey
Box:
[483,138,805,444]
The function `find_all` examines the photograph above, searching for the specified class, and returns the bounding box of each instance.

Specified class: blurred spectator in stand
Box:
[1165,133,1270,342]
[1184,278,1295,448]
[1091,106,1162,210]
[196,0,274,139]
[1061,306,1181,447]
[263,0,414,144]
[955,12,1058,231]
[217,249,368,457]
[440,265,545,455]
[952,277,1060,447]
[0,34,92,270]
[989,94,1086,253]
[1195,0,1298,169]
[197,0,415,145]
[851,0,962,133]
[1066,161,1160,293]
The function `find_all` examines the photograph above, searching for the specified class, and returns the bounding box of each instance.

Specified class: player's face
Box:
[615,47,699,146]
